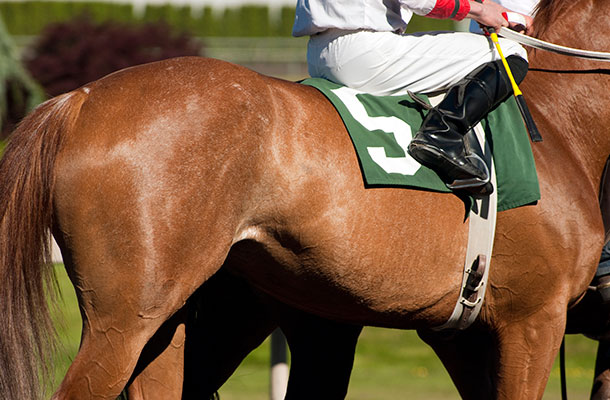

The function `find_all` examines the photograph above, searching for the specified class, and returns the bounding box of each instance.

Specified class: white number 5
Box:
[330,87,421,176]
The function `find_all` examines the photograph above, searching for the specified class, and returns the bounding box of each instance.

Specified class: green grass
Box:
[50,264,597,399]
[218,328,598,400]
[50,264,82,392]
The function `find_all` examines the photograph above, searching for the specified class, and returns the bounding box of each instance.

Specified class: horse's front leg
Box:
[494,306,568,399]
[422,305,566,399]
[418,327,496,399]
[491,308,566,399]
[272,303,363,400]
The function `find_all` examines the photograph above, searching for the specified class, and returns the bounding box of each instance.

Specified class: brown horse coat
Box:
[2,0,610,398]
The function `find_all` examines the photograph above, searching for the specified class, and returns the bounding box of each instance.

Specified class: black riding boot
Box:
[407,56,528,196]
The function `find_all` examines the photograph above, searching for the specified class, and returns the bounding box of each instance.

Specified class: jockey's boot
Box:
[408,56,528,196]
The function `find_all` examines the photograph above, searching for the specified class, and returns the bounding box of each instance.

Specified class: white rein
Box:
[499,28,610,62]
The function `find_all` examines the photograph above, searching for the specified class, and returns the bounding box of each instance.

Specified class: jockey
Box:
[293,0,533,196]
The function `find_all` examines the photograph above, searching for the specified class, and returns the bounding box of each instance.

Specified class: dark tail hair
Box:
[0,91,87,399]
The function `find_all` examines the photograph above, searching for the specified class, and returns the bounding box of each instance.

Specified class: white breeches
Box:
[307,29,528,96]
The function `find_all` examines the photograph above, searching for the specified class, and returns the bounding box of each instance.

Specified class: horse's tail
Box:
[0,90,87,399]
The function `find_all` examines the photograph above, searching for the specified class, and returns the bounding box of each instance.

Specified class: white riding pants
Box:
[307,29,528,96]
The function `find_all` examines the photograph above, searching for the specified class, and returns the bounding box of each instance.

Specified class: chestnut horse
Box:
[1,0,610,398]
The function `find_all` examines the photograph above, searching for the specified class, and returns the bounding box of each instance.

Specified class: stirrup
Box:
[446,153,491,190]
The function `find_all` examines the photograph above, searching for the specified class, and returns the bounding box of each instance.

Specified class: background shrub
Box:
[24,17,204,97]
[0,14,44,139]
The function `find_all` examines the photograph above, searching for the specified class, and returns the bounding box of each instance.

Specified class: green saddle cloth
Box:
[301,77,540,212]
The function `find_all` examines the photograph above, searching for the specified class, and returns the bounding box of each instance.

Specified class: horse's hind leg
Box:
[52,266,194,400]
[52,295,164,399]
[125,269,362,400]
[124,268,278,399]
[124,309,188,400]
[181,270,277,396]
[51,237,231,399]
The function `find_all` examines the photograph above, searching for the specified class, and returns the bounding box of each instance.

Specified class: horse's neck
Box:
[526,0,610,185]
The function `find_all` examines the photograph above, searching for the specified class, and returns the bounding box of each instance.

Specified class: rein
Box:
[499,28,610,62]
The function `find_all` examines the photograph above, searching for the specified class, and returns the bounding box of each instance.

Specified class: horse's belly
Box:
[227,189,468,329]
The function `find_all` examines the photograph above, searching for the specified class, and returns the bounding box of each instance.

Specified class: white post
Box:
[51,236,63,263]
[270,328,289,400]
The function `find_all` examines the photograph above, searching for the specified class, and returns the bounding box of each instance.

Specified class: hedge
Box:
[0,1,455,37]
[25,17,204,97]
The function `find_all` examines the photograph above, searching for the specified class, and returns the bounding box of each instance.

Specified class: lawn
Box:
[51,264,597,399]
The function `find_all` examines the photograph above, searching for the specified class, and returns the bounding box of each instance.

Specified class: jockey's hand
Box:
[467,0,533,35]
[504,11,534,35]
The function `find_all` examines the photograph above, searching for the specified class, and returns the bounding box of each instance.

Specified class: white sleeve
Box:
[399,0,438,16]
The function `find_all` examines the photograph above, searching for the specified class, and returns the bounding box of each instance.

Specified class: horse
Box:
[1,0,610,398]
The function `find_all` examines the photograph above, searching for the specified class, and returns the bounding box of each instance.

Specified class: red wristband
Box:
[428,0,471,21]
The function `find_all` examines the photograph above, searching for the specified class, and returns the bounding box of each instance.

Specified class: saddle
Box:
[300,77,540,212]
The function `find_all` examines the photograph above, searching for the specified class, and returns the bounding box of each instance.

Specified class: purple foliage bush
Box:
[25,17,205,97]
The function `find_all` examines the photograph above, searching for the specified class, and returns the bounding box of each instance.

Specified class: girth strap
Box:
[432,115,498,331]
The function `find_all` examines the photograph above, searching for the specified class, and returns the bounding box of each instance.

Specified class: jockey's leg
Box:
[307,30,528,196]
[408,56,528,195]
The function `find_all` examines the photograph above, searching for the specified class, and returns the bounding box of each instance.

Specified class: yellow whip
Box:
[481,13,543,142]
[489,30,523,96]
